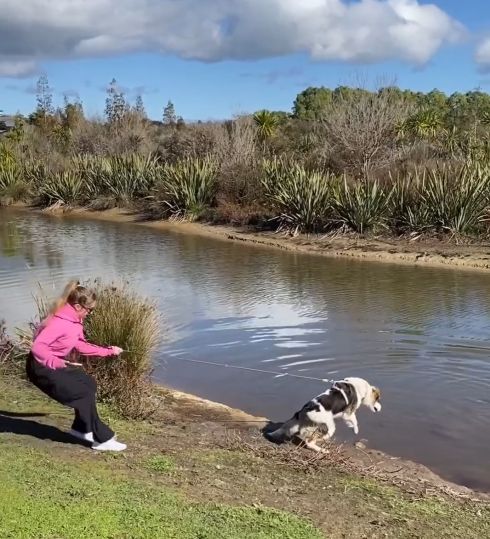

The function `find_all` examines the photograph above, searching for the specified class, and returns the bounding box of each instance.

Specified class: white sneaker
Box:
[92,437,127,452]
[69,429,95,443]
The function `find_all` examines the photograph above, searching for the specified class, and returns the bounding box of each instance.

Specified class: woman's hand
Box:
[111,346,124,356]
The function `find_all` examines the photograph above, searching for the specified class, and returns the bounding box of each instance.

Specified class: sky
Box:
[1,0,490,121]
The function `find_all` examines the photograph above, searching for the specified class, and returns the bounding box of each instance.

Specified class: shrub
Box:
[150,157,218,220]
[262,158,332,233]
[390,164,490,235]
[331,177,391,233]
[421,163,490,235]
[39,170,84,206]
[0,320,14,372]
[0,163,29,203]
[99,154,160,203]
[389,172,432,233]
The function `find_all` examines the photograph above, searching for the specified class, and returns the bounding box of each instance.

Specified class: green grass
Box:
[1,377,488,539]
[145,454,176,473]
[0,441,322,539]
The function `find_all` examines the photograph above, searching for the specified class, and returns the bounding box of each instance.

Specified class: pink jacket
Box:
[31,303,115,370]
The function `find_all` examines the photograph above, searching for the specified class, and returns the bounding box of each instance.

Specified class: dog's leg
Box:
[304,436,329,454]
[343,413,359,435]
[321,414,337,441]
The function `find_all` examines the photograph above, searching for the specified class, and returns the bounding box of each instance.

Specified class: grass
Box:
[0,377,488,539]
[0,443,321,539]
[145,454,176,473]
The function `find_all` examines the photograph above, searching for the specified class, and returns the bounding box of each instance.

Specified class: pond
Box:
[1,208,490,491]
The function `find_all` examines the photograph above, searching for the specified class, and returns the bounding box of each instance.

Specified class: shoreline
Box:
[3,204,490,498]
[9,203,490,272]
[160,383,489,500]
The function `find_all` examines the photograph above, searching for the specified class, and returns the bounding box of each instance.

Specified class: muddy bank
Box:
[10,204,490,272]
[161,384,489,501]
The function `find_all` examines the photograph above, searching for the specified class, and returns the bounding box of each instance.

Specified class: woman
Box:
[27,280,126,452]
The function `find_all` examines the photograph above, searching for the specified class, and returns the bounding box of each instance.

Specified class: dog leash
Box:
[163,356,337,384]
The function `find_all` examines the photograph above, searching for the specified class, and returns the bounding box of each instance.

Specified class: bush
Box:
[98,154,160,203]
[262,158,332,233]
[0,320,14,371]
[150,157,218,220]
[421,164,490,235]
[15,281,162,419]
[39,170,84,206]
[389,172,432,233]
[82,281,162,419]
[331,178,391,233]
[390,164,490,235]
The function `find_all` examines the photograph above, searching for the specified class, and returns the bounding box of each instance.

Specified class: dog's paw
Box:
[353,426,359,435]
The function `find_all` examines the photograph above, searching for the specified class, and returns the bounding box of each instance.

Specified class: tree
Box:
[134,94,146,118]
[36,74,54,116]
[62,95,84,129]
[163,100,177,125]
[292,87,332,120]
[105,78,128,124]
[320,89,413,176]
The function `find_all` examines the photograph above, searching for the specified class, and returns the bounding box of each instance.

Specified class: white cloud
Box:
[476,37,490,72]
[0,0,464,77]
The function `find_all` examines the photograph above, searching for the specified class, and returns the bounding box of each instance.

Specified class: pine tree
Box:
[105,78,128,124]
[163,100,177,125]
[36,74,54,115]
[134,94,146,118]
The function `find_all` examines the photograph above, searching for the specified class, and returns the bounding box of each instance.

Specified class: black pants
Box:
[26,354,114,444]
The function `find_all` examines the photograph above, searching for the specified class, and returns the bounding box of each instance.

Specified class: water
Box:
[1,208,490,491]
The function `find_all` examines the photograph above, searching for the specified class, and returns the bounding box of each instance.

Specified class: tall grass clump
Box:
[39,170,84,206]
[262,158,332,233]
[421,163,490,235]
[15,281,162,419]
[150,157,218,220]
[82,281,162,418]
[71,153,160,206]
[0,148,29,203]
[99,154,160,203]
[389,172,431,233]
[390,164,490,235]
[331,178,391,233]
[0,320,15,373]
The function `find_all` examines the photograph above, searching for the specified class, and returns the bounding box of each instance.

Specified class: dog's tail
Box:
[265,414,301,444]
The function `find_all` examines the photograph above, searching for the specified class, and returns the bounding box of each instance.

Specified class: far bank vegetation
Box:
[3,77,490,238]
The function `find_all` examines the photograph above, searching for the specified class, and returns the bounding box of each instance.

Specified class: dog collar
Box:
[332,383,350,406]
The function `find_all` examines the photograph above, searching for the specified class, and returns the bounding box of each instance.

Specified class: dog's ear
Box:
[372,387,381,401]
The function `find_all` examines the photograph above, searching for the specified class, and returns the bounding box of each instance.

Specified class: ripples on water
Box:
[1,209,490,490]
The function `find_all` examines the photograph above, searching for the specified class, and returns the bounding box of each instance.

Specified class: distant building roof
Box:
[0,115,16,132]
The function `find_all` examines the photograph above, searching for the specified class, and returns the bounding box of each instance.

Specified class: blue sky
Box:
[1,1,490,120]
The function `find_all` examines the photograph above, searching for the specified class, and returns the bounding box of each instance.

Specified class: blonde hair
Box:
[48,280,97,316]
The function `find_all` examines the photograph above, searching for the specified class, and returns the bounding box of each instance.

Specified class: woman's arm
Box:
[76,331,116,357]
